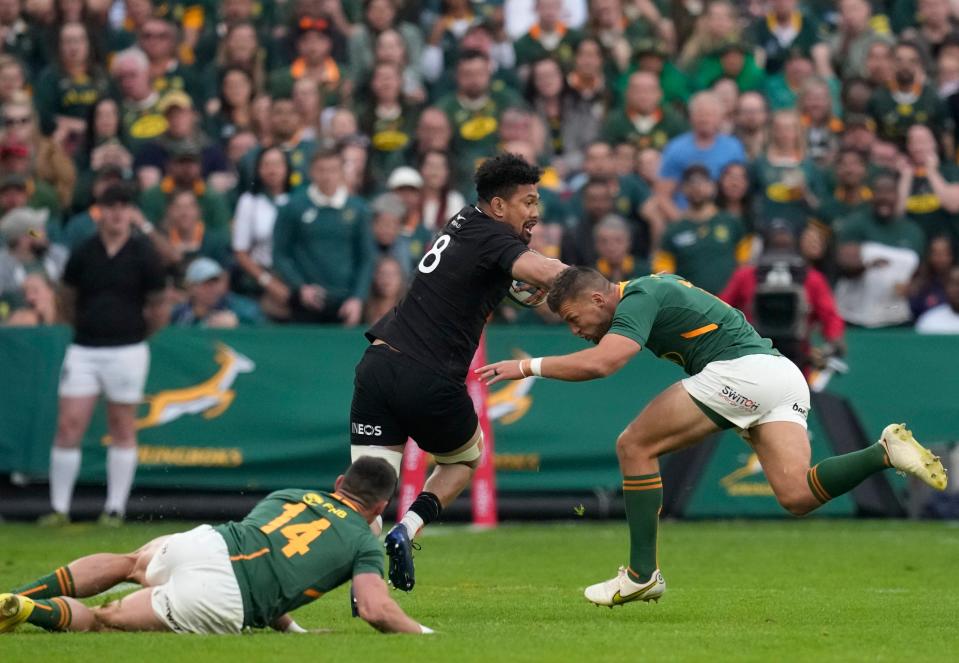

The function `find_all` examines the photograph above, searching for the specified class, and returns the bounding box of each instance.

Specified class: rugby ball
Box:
[507,280,546,307]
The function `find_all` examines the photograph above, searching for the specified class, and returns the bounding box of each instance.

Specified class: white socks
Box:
[104,447,138,516]
[399,511,424,539]
[50,447,82,515]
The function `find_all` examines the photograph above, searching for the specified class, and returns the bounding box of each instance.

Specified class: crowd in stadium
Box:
[1,0,959,334]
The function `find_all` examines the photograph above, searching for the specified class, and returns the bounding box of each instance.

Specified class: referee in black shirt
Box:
[40,183,168,527]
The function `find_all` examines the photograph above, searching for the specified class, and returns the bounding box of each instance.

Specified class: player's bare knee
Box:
[777,491,815,517]
[615,429,651,463]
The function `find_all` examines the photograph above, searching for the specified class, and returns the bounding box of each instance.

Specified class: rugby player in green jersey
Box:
[0,458,432,635]
[478,267,948,607]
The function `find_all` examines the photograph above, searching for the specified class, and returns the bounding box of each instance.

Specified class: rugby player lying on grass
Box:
[478,267,947,608]
[0,458,433,634]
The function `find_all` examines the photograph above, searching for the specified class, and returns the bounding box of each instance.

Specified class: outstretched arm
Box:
[477,334,642,385]
[511,251,567,290]
[352,573,433,634]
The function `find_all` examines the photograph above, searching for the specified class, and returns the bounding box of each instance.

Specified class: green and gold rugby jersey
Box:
[214,489,383,628]
[609,273,778,376]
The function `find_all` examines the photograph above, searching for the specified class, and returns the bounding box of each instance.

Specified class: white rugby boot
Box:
[879,423,947,491]
[584,567,665,607]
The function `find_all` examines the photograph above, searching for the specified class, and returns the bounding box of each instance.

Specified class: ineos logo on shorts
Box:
[352,422,383,436]
[792,403,809,418]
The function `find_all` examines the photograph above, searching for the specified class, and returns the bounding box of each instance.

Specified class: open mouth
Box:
[522,220,537,238]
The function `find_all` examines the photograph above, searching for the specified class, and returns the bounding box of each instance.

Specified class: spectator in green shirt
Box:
[630,39,690,110]
[691,40,766,94]
[592,214,648,282]
[653,164,750,295]
[33,22,109,147]
[818,148,874,229]
[136,17,200,104]
[357,62,419,191]
[268,17,344,104]
[750,0,820,74]
[868,39,948,146]
[272,147,374,325]
[899,123,959,250]
[110,48,168,155]
[436,49,524,190]
[602,71,687,152]
[237,96,318,192]
[751,110,825,239]
[513,0,581,72]
[763,49,816,111]
[138,142,231,230]
[162,189,232,279]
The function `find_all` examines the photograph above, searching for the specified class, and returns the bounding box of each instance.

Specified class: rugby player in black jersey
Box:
[350,153,567,591]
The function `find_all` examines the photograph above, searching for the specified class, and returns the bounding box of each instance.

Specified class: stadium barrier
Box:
[1,326,957,518]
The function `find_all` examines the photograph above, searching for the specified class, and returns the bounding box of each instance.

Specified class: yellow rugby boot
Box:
[880,423,948,491]
[0,593,35,633]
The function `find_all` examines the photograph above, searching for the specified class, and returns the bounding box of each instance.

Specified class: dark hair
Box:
[474,153,541,203]
[251,146,292,194]
[340,457,397,507]
[524,57,568,104]
[583,176,612,192]
[84,96,123,152]
[895,38,925,59]
[546,266,611,313]
[58,21,99,69]
[681,163,712,183]
[219,66,255,117]
[836,147,866,162]
[98,181,138,206]
[457,48,489,66]
[715,161,754,230]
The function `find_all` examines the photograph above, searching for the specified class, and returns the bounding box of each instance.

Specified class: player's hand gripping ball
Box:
[507,280,547,307]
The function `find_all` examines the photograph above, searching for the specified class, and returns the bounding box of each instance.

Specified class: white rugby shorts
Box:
[146,524,245,634]
[681,353,810,431]
[58,342,150,403]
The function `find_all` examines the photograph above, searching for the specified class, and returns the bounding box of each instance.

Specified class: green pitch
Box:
[2,519,958,662]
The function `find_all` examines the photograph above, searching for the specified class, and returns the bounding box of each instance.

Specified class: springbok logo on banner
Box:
[720,453,774,496]
[102,343,255,443]
[486,350,538,425]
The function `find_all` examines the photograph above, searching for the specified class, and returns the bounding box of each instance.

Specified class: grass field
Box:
[2,519,958,662]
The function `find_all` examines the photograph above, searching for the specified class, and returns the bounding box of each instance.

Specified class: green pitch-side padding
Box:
[0,327,957,515]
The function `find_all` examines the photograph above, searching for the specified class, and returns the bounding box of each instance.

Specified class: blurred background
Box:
[1,0,958,524]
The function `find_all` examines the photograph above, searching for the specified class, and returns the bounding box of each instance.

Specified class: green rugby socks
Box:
[807,443,890,504]
[11,566,75,599]
[26,598,72,631]
[623,473,663,583]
